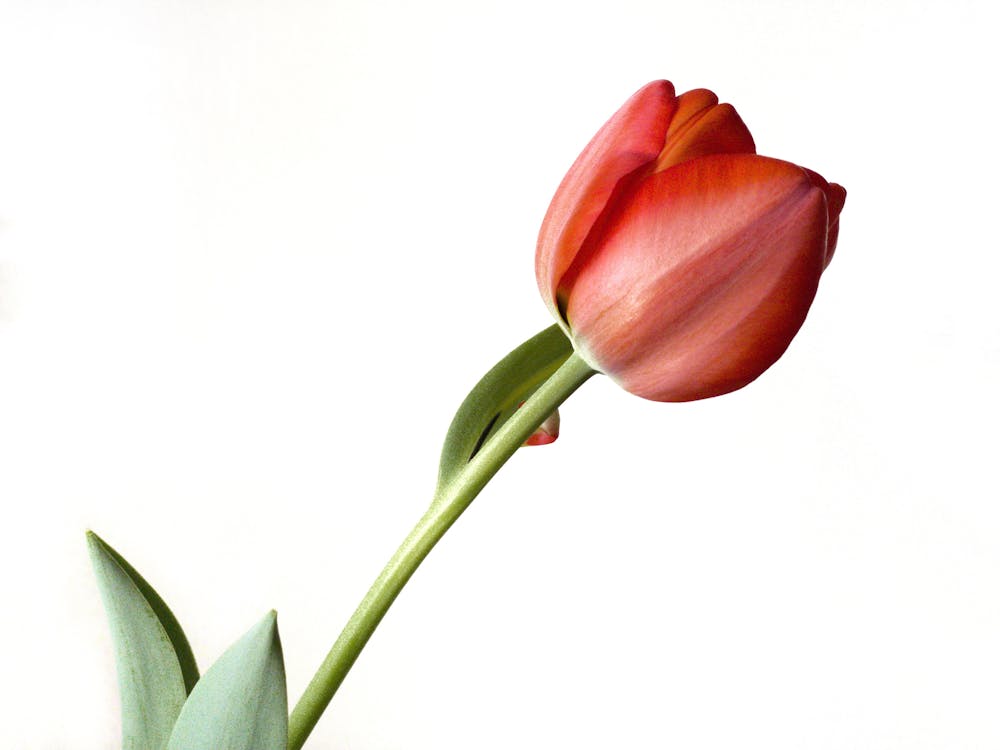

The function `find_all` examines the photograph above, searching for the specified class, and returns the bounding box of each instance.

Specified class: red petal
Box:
[536,81,676,321]
[523,409,560,446]
[654,89,756,172]
[566,154,828,402]
[823,183,846,266]
[801,168,847,267]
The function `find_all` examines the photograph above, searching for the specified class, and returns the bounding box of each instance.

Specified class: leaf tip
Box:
[86,530,112,564]
[246,610,280,647]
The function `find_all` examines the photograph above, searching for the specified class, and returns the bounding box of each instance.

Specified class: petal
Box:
[653,89,756,172]
[666,89,720,142]
[566,154,828,402]
[823,183,846,266]
[536,81,677,321]
[802,168,847,267]
[523,408,560,446]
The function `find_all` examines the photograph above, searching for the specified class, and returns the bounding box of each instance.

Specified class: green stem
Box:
[287,352,596,750]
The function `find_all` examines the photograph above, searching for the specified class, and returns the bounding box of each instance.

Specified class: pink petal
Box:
[566,154,829,402]
[524,409,561,446]
[536,81,676,321]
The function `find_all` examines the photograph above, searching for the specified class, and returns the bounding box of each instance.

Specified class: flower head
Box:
[536,81,845,402]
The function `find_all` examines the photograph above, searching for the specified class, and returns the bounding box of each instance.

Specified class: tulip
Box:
[536,80,846,402]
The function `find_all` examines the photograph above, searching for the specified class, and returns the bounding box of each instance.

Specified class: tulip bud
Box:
[536,80,846,402]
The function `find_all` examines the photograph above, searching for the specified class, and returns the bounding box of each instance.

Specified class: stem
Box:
[287,352,595,750]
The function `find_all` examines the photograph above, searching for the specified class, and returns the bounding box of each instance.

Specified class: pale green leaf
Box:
[87,531,199,750]
[166,611,287,750]
[435,324,573,497]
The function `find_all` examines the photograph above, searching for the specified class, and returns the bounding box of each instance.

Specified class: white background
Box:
[1,0,998,748]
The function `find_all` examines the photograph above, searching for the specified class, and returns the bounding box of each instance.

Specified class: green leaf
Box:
[166,611,287,750]
[87,531,200,750]
[435,324,573,497]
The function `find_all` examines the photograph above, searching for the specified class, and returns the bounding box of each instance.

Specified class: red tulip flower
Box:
[536,80,846,402]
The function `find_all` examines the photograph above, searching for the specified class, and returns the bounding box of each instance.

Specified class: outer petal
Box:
[535,81,677,320]
[653,88,756,172]
[802,167,846,267]
[823,183,846,266]
[566,154,829,402]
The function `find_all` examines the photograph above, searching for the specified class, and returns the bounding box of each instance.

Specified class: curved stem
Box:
[287,352,596,750]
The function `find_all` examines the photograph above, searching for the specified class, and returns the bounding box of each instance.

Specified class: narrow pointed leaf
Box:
[87,531,199,750]
[435,324,573,497]
[166,611,287,750]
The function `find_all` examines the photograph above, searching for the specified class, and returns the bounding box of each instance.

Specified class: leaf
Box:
[435,324,573,496]
[87,531,200,750]
[166,611,287,750]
